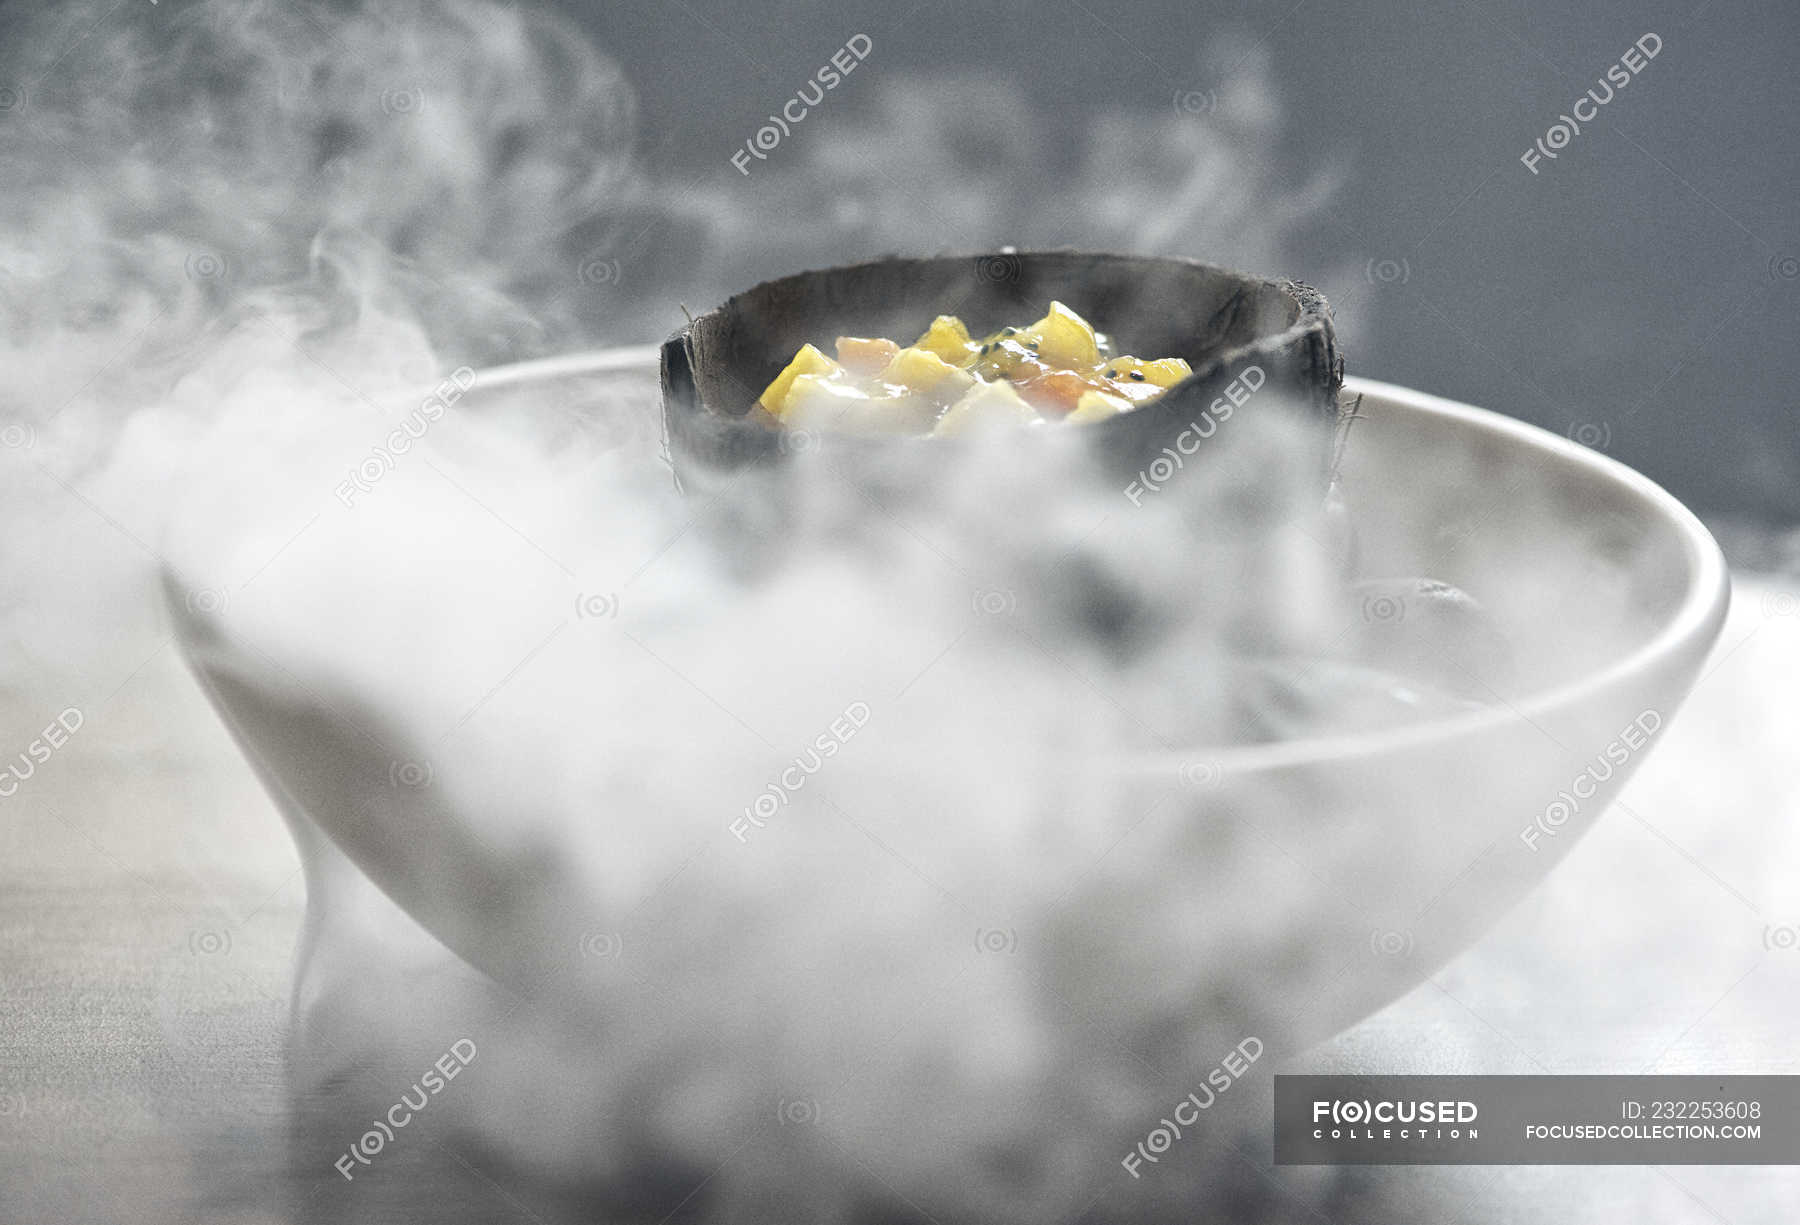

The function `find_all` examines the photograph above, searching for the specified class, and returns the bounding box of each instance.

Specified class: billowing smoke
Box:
[3,3,1648,1224]
[0,0,1352,695]
[0,0,647,703]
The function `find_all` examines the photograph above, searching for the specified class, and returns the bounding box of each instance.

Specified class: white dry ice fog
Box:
[0,2,1696,1222]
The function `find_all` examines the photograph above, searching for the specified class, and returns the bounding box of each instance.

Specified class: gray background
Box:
[576,0,1800,525]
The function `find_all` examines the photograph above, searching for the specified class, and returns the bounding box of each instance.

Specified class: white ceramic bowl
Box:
[166,357,1728,1189]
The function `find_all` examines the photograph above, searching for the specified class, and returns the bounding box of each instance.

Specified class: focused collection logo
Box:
[1310,1097,1480,1141]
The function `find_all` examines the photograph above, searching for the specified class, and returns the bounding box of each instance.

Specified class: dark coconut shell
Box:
[660,250,1345,490]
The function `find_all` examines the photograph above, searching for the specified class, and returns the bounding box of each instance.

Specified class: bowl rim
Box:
[454,352,1730,776]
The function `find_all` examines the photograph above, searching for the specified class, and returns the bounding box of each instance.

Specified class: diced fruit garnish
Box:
[1067,389,1133,424]
[1015,369,1094,417]
[877,346,976,403]
[931,380,1040,436]
[968,337,1048,383]
[835,336,900,376]
[760,343,843,417]
[1135,357,1192,388]
[781,374,870,431]
[759,303,1188,436]
[913,315,976,365]
[1101,355,1193,389]
[1022,300,1099,370]
[786,377,940,435]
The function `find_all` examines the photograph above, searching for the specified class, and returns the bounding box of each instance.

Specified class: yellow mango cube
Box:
[1137,357,1192,388]
[913,314,975,364]
[759,343,843,417]
[1102,355,1192,390]
[1023,300,1099,370]
[877,346,976,402]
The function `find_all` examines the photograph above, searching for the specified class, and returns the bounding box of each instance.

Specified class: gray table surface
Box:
[3,563,1797,1224]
